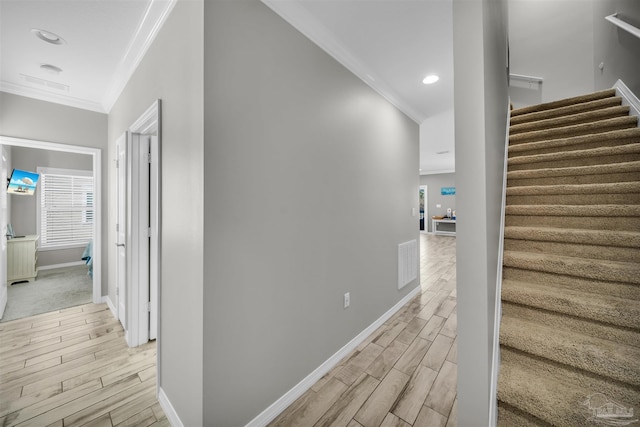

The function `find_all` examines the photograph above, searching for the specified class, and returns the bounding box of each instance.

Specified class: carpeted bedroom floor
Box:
[1,265,93,322]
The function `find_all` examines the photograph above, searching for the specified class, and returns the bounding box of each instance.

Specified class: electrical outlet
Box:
[344,292,350,309]
[436,204,442,208]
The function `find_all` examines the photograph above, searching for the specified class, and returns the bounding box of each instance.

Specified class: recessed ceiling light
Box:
[40,64,63,75]
[31,28,66,45]
[423,74,439,85]
[436,150,450,155]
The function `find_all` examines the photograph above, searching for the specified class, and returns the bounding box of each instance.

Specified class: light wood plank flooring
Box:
[0,303,168,427]
[269,234,457,427]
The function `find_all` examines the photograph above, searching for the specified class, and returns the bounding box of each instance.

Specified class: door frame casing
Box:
[125,100,161,351]
[0,136,102,304]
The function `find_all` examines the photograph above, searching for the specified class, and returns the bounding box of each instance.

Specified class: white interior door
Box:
[0,146,8,319]
[127,133,151,347]
[115,133,128,327]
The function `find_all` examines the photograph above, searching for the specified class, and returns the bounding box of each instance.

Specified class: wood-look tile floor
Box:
[269,234,457,427]
[0,303,168,427]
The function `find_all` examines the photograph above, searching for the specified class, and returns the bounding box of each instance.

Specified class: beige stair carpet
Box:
[497,88,640,426]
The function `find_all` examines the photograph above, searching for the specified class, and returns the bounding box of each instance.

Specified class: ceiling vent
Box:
[20,74,69,92]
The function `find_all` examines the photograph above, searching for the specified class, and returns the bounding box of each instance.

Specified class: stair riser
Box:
[510,97,623,126]
[505,215,640,231]
[508,171,640,187]
[500,321,640,386]
[498,347,640,423]
[510,108,630,135]
[497,403,547,427]
[504,239,640,263]
[510,89,616,117]
[508,153,640,171]
[507,193,640,206]
[502,299,640,348]
[503,254,640,285]
[502,302,640,347]
[509,137,640,157]
[503,267,640,300]
[509,118,638,145]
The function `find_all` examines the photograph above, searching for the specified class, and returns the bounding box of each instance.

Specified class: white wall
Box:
[106,0,204,425]
[453,0,509,424]
[420,108,455,174]
[202,1,419,425]
[0,92,108,290]
[509,0,595,108]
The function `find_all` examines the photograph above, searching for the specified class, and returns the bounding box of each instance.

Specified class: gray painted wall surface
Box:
[509,0,594,108]
[10,147,92,267]
[453,0,508,424]
[203,1,419,425]
[0,92,107,288]
[419,173,456,232]
[510,0,640,108]
[106,1,204,425]
[593,0,640,95]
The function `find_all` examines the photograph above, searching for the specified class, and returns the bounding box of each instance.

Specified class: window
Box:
[37,167,94,249]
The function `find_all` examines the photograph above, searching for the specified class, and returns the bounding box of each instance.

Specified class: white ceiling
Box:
[263,0,456,174]
[1,0,454,173]
[0,0,176,113]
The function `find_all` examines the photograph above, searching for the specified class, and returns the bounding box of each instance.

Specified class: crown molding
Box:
[262,0,425,124]
[0,81,105,113]
[101,0,178,113]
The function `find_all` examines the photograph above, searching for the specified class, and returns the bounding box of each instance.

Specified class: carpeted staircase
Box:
[497,88,640,426]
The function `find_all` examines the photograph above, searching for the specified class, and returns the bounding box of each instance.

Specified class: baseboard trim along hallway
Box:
[246,284,423,427]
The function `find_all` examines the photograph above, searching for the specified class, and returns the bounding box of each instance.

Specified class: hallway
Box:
[0,303,167,426]
[270,234,457,427]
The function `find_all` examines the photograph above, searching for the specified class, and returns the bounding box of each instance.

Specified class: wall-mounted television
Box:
[7,169,40,196]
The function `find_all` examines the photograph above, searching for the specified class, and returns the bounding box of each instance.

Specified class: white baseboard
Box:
[614,79,640,121]
[158,387,184,427]
[246,284,422,427]
[103,296,117,319]
[38,261,86,271]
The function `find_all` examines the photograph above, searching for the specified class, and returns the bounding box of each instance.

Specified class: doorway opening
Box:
[0,136,102,320]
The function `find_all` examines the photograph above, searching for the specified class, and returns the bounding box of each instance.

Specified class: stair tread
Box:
[503,225,640,248]
[509,96,623,126]
[500,314,640,385]
[506,181,640,196]
[502,250,640,285]
[511,89,617,117]
[509,116,638,144]
[510,106,630,134]
[508,127,640,154]
[498,348,640,427]
[508,142,640,165]
[507,161,640,180]
[501,279,640,329]
[505,204,640,217]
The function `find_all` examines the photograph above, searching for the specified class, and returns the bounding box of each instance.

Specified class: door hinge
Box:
[144,153,152,163]
[115,159,119,169]
[147,227,152,238]
[115,223,119,233]
[116,287,119,297]
[146,302,151,312]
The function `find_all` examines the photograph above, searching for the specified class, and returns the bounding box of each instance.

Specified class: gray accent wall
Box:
[453,0,508,424]
[9,147,92,267]
[106,0,204,425]
[419,173,456,232]
[203,1,419,425]
[0,92,107,288]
